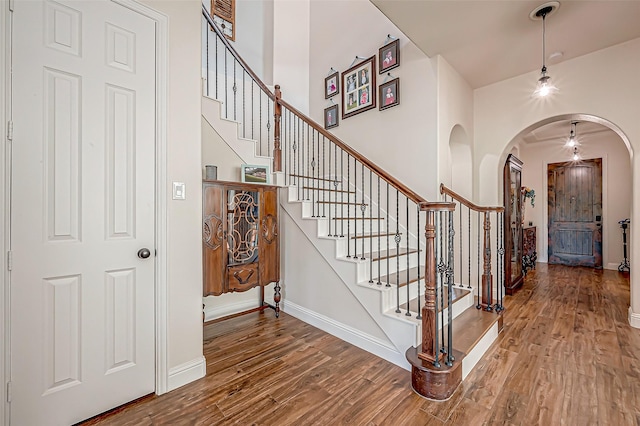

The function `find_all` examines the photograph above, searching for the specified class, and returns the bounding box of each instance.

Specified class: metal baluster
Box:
[311,130,316,217]
[215,33,218,99]
[446,209,455,366]
[242,70,245,137]
[416,205,422,319]
[439,211,445,357]
[259,91,262,153]
[361,162,365,260]
[224,47,228,118]
[346,154,351,257]
[251,83,255,140]
[405,197,411,316]
[323,136,327,218]
[340,149,344,238]
[433,211,441,368]
[468,208,472,289]
[477,213,481,309]
[369,169,373,283]
[306,125,310,201]
[459,203,464,287]
[386,183,390,288]
[395,189,401,313]
[352,158,358,258]
[334,144,338,237]
[232,60,237,121]
[377,176,381,285]
[267,101,271,159]
[205,20,210,96]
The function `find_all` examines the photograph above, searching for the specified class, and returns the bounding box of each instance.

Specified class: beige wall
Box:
[141,0,204,377]
[474,38,640,323]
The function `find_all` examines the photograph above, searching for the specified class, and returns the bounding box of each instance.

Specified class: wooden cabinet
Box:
[203,180,281,316]
[523,226,537,275]
[504,154,524,295]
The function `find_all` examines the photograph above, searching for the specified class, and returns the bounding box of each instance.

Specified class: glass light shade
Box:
[534,73,556,97]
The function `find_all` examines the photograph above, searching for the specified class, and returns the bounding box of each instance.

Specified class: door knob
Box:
[137,248,151,259]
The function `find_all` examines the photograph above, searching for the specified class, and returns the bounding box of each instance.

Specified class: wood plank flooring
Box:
[80,263,638,425]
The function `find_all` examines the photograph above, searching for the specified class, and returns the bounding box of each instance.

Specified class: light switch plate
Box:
[172,182,186,200]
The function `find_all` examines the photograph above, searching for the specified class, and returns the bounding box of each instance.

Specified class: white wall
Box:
[306,0,438,200]
[437,56,474,196]
[273,0,311,114]
[474,38,640,325]
[141,0,204,381]
[518,130,632,269]
[0,1,8,421]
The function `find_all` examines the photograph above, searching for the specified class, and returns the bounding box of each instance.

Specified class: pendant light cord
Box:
[541,13,547,71]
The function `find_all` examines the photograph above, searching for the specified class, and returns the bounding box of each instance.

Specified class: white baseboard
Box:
[282,301,409,370]
[204,300,258,322]
[461,322,499,379]
[606,262,620,271]
[167,356,206,392]
[629,307,640,329]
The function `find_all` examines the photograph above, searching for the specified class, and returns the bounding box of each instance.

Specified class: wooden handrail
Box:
[440,184,503,213]
[277,98,427,205]
[202,5,275,101]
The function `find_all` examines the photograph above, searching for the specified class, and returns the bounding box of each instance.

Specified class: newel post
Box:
[481,211,493,311]
[273,85,282,172]
[418,208,438,364]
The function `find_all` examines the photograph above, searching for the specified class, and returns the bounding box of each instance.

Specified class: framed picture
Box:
[325,71,339,99]
[379,39,399,73]
[324,104,339,129]
[341,56,376,119]
[379,78,400,110]
[241,164,270,184]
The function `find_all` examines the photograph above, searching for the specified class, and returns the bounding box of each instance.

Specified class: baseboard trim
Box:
[628,307,640,329]
[283,301,409,370]
[167,356,206,392]
[204,300,258,322]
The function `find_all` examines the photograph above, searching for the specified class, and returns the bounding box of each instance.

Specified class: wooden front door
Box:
[548,158,603,268]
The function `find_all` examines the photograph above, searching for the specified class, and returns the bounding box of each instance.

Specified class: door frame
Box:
[1,1,169,424]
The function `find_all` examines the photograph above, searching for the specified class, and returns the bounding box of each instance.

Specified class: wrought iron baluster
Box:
[233,60,237,121]
[311,130,316,217]
[323,136,327,218]
[405,196,411,316]
[477,213,481,309]
[334,144,338,237]
[361,162,365,260]
[305,124,310,201]
[416,205,422,319]
[395,189,401,313]
[340,149,344,238]
[386,183,390,288]
[205,21,210,96]
[369,168,373,283]
[438,211,445,357]
[224,48,228,118]
[459,203,464,287]
[446,209,455,366]
[377,175,381,285]
[346,153,351,257]
[468,208,472,289]
[267,100,271,159]
[215,33,218,99]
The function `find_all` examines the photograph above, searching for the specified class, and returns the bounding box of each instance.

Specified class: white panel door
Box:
[11,1,156,424]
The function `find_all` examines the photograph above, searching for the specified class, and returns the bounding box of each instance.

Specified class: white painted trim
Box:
[204,299,260,322]
[628,307,640,329]
[606,262,620,271]
[112,0,170,396]
[167,356,207,392]
[282,301,409,370]
[461,322,499,379]
[1,1,10,424]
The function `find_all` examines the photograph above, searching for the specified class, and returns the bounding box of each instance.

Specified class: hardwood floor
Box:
[80,264,638,425]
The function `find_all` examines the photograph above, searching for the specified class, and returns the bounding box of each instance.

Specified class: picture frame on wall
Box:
[341,56,376,119]
[241,164,270,184]
[324,104,339,129]
[379,78,400,110]
[379,39,399,73]
[325,71,340,99]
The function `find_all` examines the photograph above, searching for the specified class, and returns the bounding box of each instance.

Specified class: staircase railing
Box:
[202,5,470,398]
[440,184,505,312]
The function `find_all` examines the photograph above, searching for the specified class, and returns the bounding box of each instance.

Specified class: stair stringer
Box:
[281,191,420,371]
[201,95,271,168]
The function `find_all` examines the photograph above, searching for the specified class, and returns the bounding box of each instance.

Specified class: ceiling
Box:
[370,0,640,144]
[370,0,640,90]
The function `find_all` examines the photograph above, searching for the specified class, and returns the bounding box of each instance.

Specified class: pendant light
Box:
[572,146,580,161]
[566,121,577,147]
[531,3,559,97]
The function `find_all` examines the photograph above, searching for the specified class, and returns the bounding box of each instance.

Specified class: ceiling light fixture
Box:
[531,2,559,97]
[572,146,580,161]
[567,121,578,147]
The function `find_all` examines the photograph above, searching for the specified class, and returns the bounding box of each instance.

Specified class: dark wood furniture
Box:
[523,226,537,275]
[503,154,524,295]
[202,180,281,317]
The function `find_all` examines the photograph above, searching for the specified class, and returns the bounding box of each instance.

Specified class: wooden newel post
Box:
[481,211,493,311]
[273,85,282,172]
[418,208,438,363]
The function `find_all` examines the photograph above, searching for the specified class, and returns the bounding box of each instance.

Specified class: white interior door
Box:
[11,0,156,424]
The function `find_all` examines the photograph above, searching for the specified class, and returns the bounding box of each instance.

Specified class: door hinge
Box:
[6,382,11,403]
[6,121,13,141]
[7,251,12,271]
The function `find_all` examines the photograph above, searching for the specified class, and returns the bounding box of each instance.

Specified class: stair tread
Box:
[290,174,340,183]
[367,247,420,261]
[302,186,354,194]
[378,266,424,287]
[399,286,471,311]
[351,232,399,240]
[447,307,502,356]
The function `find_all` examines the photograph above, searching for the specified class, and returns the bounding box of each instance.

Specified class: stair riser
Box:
[356,256,423,281]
